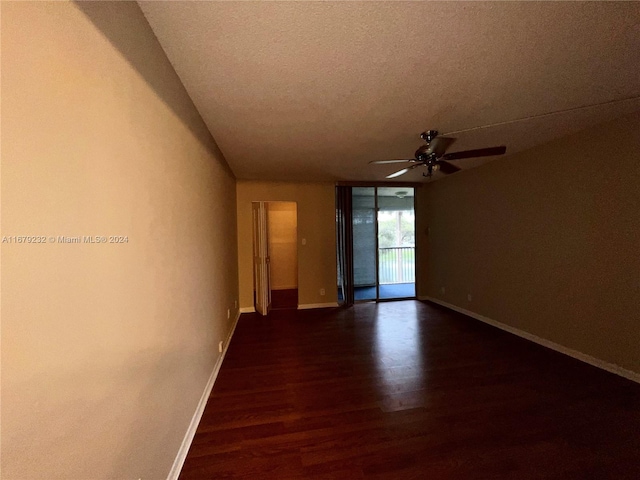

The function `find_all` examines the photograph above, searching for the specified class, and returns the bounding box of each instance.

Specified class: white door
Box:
[252,202,272,315]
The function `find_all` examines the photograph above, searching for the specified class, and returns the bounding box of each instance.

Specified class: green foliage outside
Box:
[377,210,415,248]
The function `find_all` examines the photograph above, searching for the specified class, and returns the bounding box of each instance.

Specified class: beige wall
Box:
[237,181,337,308]
[267,202,298,290]
[1,3,238,479]
[418,112,640,374]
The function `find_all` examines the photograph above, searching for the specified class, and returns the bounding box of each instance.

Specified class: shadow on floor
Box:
[355,283,415,300]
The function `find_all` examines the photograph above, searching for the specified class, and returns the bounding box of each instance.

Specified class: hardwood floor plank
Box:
[271,288,299,310]
[179,301,640,479]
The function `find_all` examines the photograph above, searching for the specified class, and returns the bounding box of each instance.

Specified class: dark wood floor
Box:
[271,288,298,310]
[180,301,640,479]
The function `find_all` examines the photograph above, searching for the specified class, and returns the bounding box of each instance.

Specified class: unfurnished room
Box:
[2,1,640,479]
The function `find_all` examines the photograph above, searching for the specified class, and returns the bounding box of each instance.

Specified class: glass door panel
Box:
[376,187,416,299]
[352,187,377,301]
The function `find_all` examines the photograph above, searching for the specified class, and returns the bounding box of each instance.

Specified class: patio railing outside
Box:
[378,246,415,284]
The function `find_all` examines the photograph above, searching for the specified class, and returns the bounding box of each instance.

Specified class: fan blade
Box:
[427,136,456,157]
[369,159,414,165]
[386,168,410,179]
[436,160,461,174]
[386,163,420,178]
[442,146,506,161]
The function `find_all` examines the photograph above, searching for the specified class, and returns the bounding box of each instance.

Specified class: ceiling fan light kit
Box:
[371,130,507,180]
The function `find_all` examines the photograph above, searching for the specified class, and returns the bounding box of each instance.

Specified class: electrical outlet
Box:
[440,286,446,295]
[467,293,472,301]
[234,300,238,309]
[227,308,230,319]
[320,288,325,296]
[218,341,223,353]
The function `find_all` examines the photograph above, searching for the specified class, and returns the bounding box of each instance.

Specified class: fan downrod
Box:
[420,130,438,143]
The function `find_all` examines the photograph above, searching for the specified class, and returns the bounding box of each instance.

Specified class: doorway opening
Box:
[337,186,416,305]
[252,201,298,315]
[375,187,416,300]
[268,202,298,310]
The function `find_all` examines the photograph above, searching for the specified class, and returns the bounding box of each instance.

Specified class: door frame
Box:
[266,201,299,310]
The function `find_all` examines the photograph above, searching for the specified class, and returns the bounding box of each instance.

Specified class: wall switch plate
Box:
[234,300,238,309]
[302,238,307,245]
[227,309,230,319]
[218,341,223,353]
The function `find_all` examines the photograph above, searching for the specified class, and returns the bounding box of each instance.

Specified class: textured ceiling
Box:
[139,1,640,183]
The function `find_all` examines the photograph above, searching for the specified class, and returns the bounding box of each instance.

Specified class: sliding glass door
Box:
[376,187,416,299]
[345,186,415,302]
[352,187,377,301]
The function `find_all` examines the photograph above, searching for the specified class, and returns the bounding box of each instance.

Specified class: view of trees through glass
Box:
[377,210,415,248]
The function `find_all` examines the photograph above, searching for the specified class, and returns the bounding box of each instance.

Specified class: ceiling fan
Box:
[369,130,506,178]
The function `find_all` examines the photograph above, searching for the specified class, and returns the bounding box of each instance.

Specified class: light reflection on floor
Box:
[372,302,427,411]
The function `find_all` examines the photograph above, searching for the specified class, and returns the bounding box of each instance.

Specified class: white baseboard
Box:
[421,296,640,385]
[167,310,241,480]
[239,306,255,313]
[297,302,339,310]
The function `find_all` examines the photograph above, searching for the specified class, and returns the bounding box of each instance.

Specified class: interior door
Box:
[252,202,272,315]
